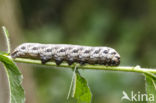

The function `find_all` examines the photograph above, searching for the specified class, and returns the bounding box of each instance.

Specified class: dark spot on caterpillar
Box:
[32,47,38,50]
[84,50,90,53]
[94,50,100,54]
[111,52,116,55]
[21,46,25,50]
[103,50,108,54]
[46,49,52,52]
[73,49,78,53]
[60,49,65,52]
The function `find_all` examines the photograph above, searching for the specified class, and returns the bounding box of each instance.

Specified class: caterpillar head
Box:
[11,43,27,58]
[11,43,39,58]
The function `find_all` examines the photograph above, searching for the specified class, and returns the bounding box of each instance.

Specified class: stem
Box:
[67,65,77,100]
[2,26,11,54]
[8,56,156,78]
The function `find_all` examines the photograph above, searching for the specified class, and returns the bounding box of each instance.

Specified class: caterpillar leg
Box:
[79,61,86,65]
[67,60,74,65]
[39,53,52,64]
[55,59,63,65]
[40,56,51,64]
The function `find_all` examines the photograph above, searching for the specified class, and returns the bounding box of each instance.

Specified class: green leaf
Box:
[0,54,25,103]
[73,71,92,103]
[145,74,156,103]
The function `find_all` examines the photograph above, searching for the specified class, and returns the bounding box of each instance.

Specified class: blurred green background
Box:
[0,0,156,103]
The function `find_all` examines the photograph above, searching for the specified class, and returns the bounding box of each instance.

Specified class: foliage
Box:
[0,27,25,103]
[145,75,156,103]
[73,71,92,103]
[0,53,25,103]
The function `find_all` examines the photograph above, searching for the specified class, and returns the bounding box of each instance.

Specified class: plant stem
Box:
[8,56,156,78]
[67,65,77,100]
[2,26,11,54]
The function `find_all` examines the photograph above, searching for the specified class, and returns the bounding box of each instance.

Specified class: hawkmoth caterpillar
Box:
[11,43,120,66]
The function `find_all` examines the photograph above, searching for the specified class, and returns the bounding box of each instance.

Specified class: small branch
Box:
[7,56,156,78]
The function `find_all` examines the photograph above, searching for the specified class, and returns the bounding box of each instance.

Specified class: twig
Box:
[7,56,156,79]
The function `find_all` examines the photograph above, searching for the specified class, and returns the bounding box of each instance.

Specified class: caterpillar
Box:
[11,43,120,66]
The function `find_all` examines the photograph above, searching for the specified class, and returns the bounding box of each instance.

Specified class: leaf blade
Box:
[145,74,156,103]
[73,71,92,103]
[0,54,25,103]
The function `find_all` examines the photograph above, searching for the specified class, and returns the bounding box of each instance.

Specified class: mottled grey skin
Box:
[11,43,120,66]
